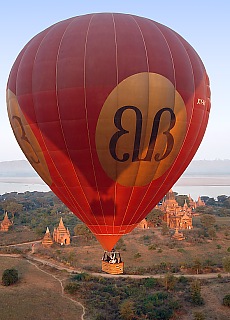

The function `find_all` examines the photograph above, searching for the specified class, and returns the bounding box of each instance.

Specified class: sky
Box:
[0,0,229,162]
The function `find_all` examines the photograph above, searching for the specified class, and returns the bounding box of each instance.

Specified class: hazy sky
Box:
[0,0,229,161]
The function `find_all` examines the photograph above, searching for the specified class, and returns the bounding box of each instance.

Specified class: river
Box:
[0,175,230,200]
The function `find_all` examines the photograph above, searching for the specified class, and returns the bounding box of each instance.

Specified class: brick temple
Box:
[53,217,71,245]
[0,212,13,232]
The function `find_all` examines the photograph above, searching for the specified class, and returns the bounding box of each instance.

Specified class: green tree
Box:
[206,198,216,206]
[200,214,216,230]
[217,195,228,204]
[208,227,217,240]
[175,194,189,207]
[2,201,23,220]
[223,257,230,275]
[161,273,177,291]
[223,294,230,307]
[147,209,164,226]
[193,259,202,275]
[2,268,19,286]
[190,280,204,306]
[74,224,94,240]
[64,282,80,294]
[119,300,136,320]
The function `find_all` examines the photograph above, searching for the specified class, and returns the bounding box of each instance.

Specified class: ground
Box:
[0,217,230,319]
[0,256,83,320]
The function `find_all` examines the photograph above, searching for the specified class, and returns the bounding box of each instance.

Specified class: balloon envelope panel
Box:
[7,13,210,251]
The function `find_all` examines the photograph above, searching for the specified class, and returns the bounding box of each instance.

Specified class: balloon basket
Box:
[101,250,124,275]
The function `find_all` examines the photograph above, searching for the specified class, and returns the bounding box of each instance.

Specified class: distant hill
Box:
[183,160,230,176]
[0,159,229,177]
[0,160,37,177]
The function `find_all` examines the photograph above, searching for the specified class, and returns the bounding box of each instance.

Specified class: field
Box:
[0,217,230,319]
[0,256,83,320]
[29,216,230,275]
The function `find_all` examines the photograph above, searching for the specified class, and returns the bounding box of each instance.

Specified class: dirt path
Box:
[25,254,229,280]
[27,259,86,320]
[0,254,85,320]
[0,239,42,247]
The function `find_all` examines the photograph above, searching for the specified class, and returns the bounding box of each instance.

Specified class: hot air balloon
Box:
[7,13,210,272]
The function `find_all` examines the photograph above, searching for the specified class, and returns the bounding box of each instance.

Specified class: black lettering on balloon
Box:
[109,106,142,162]
[141,107,176,162]
[12,115,40,164]
[109,106,176,163]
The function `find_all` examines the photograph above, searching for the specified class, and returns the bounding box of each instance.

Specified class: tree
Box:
[223,257,230,275]
[74,224,94,240]
[175,194,189,207]
[119,300,136,320]
[146,209,164,226]
[201,196,210,204]
[208,227,216,240]
[206,198,216,206]
[161,273,177,291]
[193,259,202,275]
[217,195,228,203]
[223,294,230,307]
[2,268,19,286]
[200,214,216,230]
[190,280,204,306]
[2,201,23,221]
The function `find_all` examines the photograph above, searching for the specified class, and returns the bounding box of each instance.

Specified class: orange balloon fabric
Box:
[7,13,210,251]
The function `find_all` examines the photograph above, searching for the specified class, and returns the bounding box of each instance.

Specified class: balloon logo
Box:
[96,72,187,186]
[7,13,210,251]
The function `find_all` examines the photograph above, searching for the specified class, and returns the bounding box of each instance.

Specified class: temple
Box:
[42,227,54,247]
[0,212,13,232]
[159,189,193,230]
[53,217,71,245]
[137,218,148,229]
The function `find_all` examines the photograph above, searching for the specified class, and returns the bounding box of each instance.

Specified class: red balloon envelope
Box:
[7,13,210,251]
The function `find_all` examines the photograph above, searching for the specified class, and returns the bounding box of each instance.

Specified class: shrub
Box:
[178,276,189,284]
[143,277,157,288]
[2,268,19,286]
[71,272,91,281]
[148,244,157,250]
[223,294,230,307]
[64,282,80,294]
[190,280,204,306]
[95,315,107,320]
[193,311,206,320]
[119,299,136,320]
[134,252,141,259]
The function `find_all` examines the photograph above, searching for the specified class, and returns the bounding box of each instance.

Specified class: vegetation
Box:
[223,294,230,307]
[1,190,230,275]
[0,191,80,236]
[2,268,19,286]
[193,311,206,320]
[190,280,204,306]
[64,273,190,319]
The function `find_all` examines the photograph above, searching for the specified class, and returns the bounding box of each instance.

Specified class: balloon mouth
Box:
[89,224,138,251]
[95,234,123,251]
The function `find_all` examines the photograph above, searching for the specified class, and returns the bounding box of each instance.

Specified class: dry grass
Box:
[0,256,83,320]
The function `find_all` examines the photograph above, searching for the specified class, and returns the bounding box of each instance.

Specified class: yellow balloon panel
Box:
[96,73,187,186]
[6,89,52,187]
